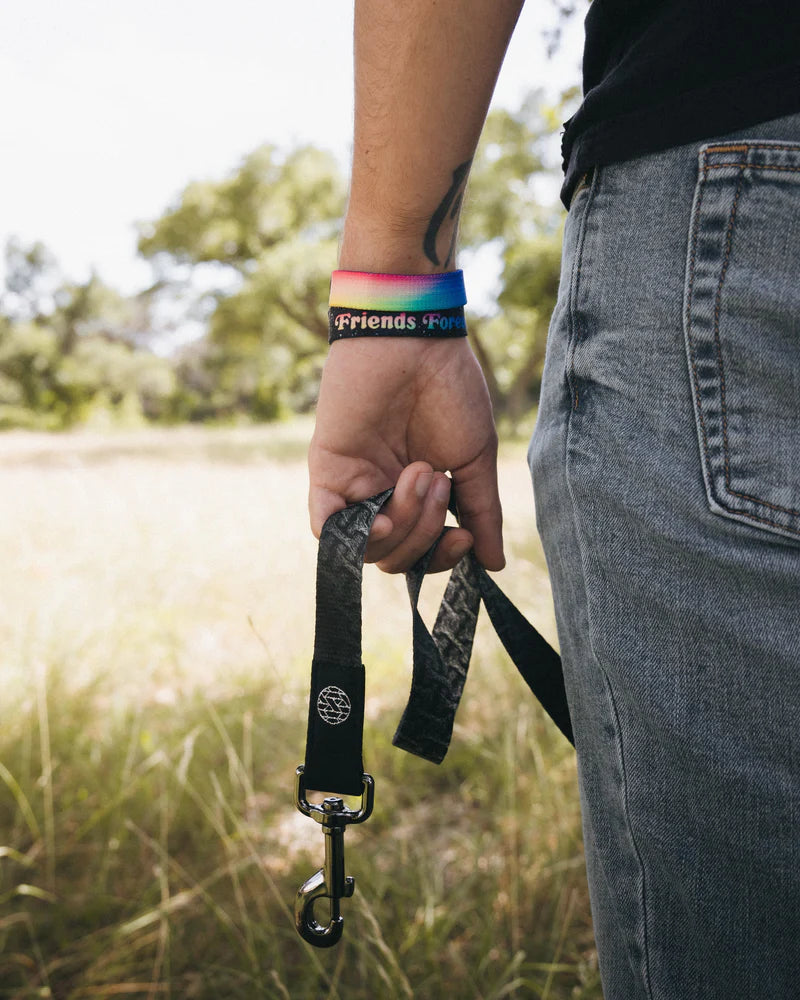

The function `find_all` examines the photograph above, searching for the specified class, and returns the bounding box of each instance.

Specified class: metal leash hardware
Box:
[294,765,375,947]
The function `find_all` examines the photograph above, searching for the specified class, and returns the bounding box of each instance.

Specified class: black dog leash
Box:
[294,489,573,947]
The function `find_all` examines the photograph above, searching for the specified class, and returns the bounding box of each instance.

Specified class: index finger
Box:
[308,482,394,542]
[451,446,505,571]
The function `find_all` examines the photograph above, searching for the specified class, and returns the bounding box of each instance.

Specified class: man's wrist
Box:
[339,212,455,275]
[328,269,467,344]
[339,237,444,276]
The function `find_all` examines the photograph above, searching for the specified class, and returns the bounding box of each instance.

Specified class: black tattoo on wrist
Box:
[423,158,472,267]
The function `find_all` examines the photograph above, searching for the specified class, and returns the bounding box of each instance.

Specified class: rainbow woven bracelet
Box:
[328,270,468,343]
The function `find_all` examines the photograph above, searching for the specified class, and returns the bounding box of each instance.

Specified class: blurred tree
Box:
[139,93,575,426]
[461,90,574,428]
[138,144,344,418]
[0,320,61,428]
[139,144,344,270]
[0,237,62,324]
[0,240,175,428]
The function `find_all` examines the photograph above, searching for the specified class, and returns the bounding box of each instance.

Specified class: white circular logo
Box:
[317,685,351,725]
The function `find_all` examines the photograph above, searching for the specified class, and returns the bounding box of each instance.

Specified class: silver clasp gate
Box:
[294,766,374,947]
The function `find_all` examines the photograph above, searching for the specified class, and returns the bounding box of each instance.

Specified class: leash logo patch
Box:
[317,685,351,725]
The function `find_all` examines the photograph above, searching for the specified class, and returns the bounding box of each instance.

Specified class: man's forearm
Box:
[309,1,514,573]
[340,0,525,274]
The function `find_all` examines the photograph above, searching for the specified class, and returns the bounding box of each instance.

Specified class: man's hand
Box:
[308,0,522,572]
[308,336,504,574]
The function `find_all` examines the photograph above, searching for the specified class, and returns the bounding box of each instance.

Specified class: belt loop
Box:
[569,166,595,209]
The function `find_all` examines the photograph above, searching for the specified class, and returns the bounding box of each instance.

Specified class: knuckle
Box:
[375,558,406,575]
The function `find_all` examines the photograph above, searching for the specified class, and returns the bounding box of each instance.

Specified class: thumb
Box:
[308,482,393,543]
[308,484,347,539]
[451,447,505,571]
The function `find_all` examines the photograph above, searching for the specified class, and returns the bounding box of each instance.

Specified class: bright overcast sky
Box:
[0,1,583,294]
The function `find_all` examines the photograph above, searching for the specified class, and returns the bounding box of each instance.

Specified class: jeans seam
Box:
[599,669,655,1000]
[566,168,599,411]
[562,439,656,1000]
[563,240,655,997]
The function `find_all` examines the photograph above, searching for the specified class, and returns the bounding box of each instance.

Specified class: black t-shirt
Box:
[560,0,800,207]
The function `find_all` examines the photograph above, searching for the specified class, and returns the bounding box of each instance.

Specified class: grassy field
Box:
[0,423,601,999]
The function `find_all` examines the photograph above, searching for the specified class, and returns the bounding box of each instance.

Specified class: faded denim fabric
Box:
[529,113,800,999]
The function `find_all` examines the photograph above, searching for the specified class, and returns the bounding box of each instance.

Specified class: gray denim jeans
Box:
[529,112,800,999]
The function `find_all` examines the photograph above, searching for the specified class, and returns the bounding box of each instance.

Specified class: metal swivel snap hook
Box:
[294,766,374,948]
[295,798,354,947]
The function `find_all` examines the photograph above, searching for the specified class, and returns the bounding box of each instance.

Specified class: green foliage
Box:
[463,92,572,427]
[135,94,573,427]
[2,93,579,430]
[59,336,177,424]
[1,238,61,322]
[462,106,547,249]
[0,240,179,429]
[0,321,59,428]
[0,625,599,999]
[139,145,345,270]
[136,145,344,420]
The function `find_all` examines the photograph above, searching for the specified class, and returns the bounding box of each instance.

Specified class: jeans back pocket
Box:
[684,140,800,541]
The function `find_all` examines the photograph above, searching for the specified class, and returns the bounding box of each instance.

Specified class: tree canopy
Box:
[0,239,174,429]
[1,90,575,430]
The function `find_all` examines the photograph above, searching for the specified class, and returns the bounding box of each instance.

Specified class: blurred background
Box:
[0,0,584,433]
[0,2,601,997]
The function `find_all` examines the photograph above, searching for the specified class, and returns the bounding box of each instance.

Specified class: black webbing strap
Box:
[302,490,573,796]
[303,489,392,796]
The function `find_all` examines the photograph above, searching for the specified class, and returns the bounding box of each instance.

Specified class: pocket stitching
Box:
[707,162,800,174]
[686,146,800,536]
[711,163,800,517]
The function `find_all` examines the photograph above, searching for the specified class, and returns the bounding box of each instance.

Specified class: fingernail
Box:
[416,472,433,499]
[433,476,451,504]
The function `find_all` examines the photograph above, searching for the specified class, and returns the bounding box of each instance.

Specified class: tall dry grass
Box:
[0,424,600,999]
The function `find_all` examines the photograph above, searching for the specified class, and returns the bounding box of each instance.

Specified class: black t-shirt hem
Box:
[561,62,800,208]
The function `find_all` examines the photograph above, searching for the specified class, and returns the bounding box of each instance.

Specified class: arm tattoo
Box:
[423,158,472,268]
